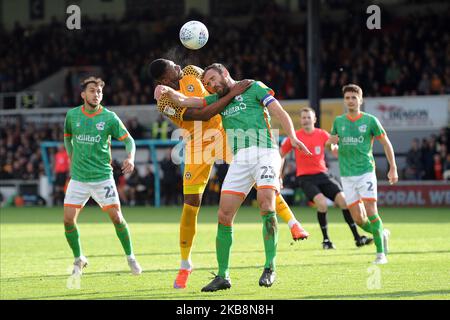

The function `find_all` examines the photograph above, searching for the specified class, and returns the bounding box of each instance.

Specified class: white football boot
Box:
[127,257,142,275]
[72,256,88,276]
[373,253,388,265]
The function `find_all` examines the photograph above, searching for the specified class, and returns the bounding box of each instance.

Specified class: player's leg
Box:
[64,206,83,258]
[257,187,278,287]
[254,148,284,287]
[312,193,336,249]
[63,179,90,275]
[174,161,213,288]
[201,192,243,292]
[93,178,142,274]
[275,194,309,241]
[334,192,373,247]
[202,152,252,292]
[359,172,389,264]
[103,205,141,274]
[340,175,373,233]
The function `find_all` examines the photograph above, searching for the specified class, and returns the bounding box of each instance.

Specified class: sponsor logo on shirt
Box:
[341,136,364,145]
[96,122,105,130]
[75,134,101,144]
[221,103,246,116]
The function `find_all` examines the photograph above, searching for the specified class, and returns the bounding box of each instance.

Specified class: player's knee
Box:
[184,194,202,207]
[63,208,77,225]
[63,217,76,226]
[260,202,275,212]
[351,213,364,225]
[316,200,328,212]
[111,212,124,225]
[218,208,234,225]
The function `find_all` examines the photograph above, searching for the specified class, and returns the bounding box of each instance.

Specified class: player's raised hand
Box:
[328,135,339,145]
[154,85,170,100]
[230,79,253,96]
[291,137,312,155]
[388,167,398,185]
[122,158,135,175]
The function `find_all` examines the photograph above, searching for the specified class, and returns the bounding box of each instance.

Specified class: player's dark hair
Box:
[149,59,169,82]
[81,77,105,91]
[342,84,363,98]
[202,63,226,80]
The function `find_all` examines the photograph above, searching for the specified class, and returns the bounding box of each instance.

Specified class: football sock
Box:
[342,209,361,240]
[179,203,200,268]
[114,221,133,256]
[275,194,298,226]
[369,214,384,254]
[261,211,278,270]
[216,223,233,278]
[317,211,330,241]
[65,224,82,258]
[360,220,373,234]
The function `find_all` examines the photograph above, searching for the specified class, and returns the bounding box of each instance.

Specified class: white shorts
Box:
[221,146,281,198]
[64,178,120,211]
[340,171,377,207]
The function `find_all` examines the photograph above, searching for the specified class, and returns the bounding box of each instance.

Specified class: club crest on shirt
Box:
[187,84,194,92]
[164,106,176,116]
[96,122,105,130]
[76,122,81,127]
[358,124,367,133]
[235,95,243,102]
[185,172,192,180]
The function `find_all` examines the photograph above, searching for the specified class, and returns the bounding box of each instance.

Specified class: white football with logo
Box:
[179,21,209,50]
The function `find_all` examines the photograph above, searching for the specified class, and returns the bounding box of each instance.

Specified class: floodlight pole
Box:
[307,0,321,126]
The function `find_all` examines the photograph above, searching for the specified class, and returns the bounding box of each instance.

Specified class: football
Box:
[179,20,209,50]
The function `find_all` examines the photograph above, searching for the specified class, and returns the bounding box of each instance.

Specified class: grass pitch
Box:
[1,206,449,300]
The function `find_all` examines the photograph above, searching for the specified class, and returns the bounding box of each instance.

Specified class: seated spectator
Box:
[404,138,423,180]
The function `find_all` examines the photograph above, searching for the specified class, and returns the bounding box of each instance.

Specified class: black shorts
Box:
[55,172,67,187]
[296,172,342,202]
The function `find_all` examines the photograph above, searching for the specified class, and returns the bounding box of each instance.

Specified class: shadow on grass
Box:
[1,260,357,283]
[299,289,450,299]
[19,290,250,300]
[327,249,450,257]
[47,247,321,260]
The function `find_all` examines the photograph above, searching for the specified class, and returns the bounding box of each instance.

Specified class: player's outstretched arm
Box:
[268,101,312,155]
[154,85,204,108]
[183,80,253,121]
[378,134,398,185]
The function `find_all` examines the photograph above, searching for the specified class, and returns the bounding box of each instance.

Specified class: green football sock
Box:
[369,214,384,254]
[114,221,133,256]
[216,223,233,278]
[261,211,278,270]
[360,221,373,234]
[65,224,82,258]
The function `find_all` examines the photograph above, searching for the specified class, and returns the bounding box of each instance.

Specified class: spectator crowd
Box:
[1,1,449,106]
